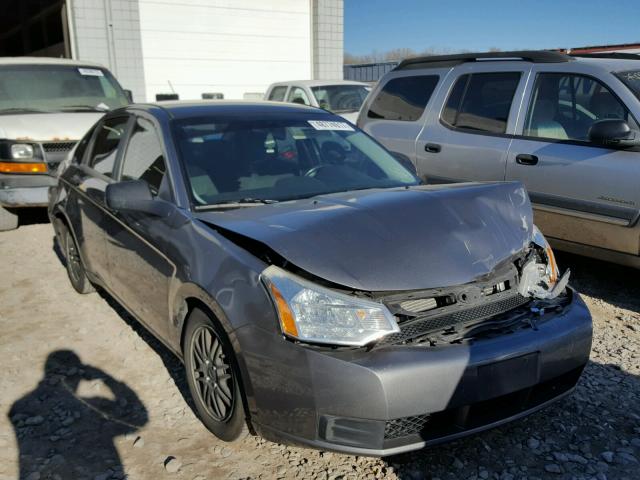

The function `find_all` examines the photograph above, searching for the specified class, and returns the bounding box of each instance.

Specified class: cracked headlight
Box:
[519,225,569,299]
[261,265,400,346]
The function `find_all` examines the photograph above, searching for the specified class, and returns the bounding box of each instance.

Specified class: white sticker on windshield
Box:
[78,67,104,77]
[307,120,354,131]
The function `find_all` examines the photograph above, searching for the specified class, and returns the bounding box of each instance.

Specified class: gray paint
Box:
[196,182,534,291]
[49,101,592,456]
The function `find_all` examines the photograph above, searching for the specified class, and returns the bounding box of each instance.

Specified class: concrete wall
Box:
[68,0,147,101]
[312,0,343,80]
[137,0,312,101]
[68,0,344,101]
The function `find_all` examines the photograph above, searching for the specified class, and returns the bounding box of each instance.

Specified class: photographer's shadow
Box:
[8,350,148,479]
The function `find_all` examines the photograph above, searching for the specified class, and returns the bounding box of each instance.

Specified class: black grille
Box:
[384,414,430,439]
[380,293,529,345]
[42,142,76,153]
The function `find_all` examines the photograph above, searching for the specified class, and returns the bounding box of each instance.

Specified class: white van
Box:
[0,57,130,230]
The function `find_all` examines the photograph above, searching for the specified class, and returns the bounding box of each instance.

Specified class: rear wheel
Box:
[61,223,95,294]
[183,308,247,441]
[0,206,19,231]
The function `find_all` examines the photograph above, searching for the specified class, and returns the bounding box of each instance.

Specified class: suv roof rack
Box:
[569,52,640,60]
[395,50,571,70]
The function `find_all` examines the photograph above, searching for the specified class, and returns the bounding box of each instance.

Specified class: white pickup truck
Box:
[0,57,130,230]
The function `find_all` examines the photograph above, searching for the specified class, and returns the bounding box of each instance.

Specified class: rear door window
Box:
[441,72,521,133]
[367,75,439,121]
[87,116,129,177]
[268,86,288,101]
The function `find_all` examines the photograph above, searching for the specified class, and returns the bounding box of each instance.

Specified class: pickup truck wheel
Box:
[0,207,19,231]
[183,308,248,442]
[61,223,95,294]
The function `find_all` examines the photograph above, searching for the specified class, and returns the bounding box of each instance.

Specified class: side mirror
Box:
[123,89,133,103]
[588,119,639,147]
[106,180,174,218]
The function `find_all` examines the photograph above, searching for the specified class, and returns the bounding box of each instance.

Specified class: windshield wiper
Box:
[0,107,52,115]
[58,105,110,112]
[195,198,279,211]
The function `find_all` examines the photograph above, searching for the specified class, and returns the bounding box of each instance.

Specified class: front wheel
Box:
[183,308,247,441]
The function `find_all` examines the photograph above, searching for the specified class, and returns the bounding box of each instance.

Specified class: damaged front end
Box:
[260,224,573,350]
[373,226,572,348]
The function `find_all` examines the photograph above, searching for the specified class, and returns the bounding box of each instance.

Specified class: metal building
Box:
[343,61,398,83]
[0,0,345,101]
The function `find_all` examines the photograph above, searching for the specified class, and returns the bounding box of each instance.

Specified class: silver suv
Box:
[358,51,640,269]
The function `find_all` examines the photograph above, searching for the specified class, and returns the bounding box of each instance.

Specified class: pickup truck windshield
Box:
[173,116,418,207]
[0,64,129,114]
[311,85,370,113]
[615,70,640,101]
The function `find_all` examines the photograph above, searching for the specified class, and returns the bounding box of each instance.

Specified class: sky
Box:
[344,0,640,56]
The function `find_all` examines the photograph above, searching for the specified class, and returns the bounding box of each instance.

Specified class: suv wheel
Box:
[0,206,19,231]
[183,308,248,441]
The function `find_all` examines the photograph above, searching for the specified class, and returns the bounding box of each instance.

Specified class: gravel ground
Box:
[0,214,638,480]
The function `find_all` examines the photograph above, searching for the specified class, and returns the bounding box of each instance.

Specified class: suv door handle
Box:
[516,154,539,165]
[424,143,441,153]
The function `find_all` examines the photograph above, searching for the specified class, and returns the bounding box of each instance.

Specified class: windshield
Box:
[0,64,129,114]
[616,70,640,101]
[173,115,418,207]
[311,85,370,113]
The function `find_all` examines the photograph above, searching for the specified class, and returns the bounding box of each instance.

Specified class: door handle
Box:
[424,143,441,153]
[516,154,539,166]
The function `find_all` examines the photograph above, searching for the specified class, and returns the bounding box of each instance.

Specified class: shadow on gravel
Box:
[97,289,197,415]
[49,236,195,417]
[16,207,49,228]
[8,350,148,479]
[556,251,640,315]
[383,360,640,479]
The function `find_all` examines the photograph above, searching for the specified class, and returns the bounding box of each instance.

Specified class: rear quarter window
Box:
[367,75,439,121]
[268,86,287,101]
[441,72,521,134]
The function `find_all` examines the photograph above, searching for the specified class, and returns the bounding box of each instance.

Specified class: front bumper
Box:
[235,289,592,456]
[0,173,56,207]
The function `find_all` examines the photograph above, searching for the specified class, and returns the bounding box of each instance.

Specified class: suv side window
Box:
[523,72,640,141]
[287,87,310,105]
[367,75,439,121]
[120,117,169,199]
[268,86,288,101]
[441,72,521,134]
[87,116,129,177]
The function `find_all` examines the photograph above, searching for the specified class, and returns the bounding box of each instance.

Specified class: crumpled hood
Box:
[196,182,534,292]
[0,112,104,141]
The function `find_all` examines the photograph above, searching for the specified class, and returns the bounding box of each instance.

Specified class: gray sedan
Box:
[49,101,592,456]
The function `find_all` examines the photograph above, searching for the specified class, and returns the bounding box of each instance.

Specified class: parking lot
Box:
[0,214,637,480]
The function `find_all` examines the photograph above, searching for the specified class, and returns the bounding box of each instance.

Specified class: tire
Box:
[183,308,247,441]
[0,206,19,231]
[60,223,95,294]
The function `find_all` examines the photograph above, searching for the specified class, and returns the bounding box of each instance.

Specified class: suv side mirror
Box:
[123,89,133,103]
[106,180,174,218]
[588,119,639,147]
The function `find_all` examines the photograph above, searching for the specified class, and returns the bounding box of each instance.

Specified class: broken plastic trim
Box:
[518,226,569,300]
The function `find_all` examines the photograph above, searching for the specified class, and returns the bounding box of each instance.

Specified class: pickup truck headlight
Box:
[261,265,400,346]
[519,225,569,299]
[11,143,34,159]
[0,141,47,174]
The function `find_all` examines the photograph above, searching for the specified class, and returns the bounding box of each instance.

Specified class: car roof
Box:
[392,50,640,74]
[0,56,107,68]
[130,100,333,119]
[268,80,369,88]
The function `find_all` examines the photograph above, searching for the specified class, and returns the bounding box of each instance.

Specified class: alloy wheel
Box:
[189,325,235,422]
